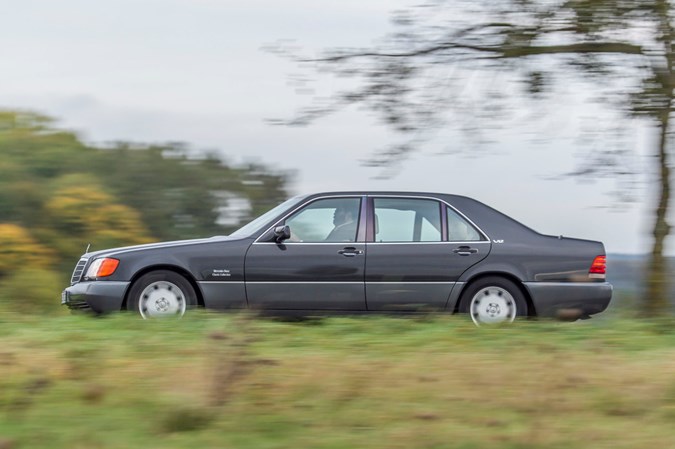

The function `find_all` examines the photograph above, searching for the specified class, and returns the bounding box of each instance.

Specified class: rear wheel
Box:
[127,270,197,318]
[459,277,528,326]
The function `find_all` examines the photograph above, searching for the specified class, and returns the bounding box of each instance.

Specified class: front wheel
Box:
[459,277,528,326]
[127,270,197,318]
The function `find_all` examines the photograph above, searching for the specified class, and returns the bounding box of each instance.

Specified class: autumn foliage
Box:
[0,110,289,312]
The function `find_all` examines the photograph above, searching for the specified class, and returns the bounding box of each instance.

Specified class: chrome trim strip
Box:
[245,281,456,284]
[523,281,612,287]
[251,193,490,245]
[198,281,246,284]
[253,241,489,246]
[366,281,456,284]
[253,242,365,245]
[246,281,364,284]
[366,241,489,245]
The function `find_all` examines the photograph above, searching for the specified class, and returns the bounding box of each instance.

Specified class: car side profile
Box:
[62,192,612,325]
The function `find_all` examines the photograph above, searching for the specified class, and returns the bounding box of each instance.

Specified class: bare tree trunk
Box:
[643,2,674,316]
[644,108,671,316]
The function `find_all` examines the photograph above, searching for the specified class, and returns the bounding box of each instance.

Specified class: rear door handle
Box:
[453,246,478,256]
[338,247,364,257]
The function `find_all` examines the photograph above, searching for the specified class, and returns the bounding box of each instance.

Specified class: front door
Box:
[365,196,490,311]
[245,196,366,310]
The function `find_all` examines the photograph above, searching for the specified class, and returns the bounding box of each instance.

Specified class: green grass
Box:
[0,311,674,449]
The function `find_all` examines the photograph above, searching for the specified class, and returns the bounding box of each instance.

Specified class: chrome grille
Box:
[71,258,88,284]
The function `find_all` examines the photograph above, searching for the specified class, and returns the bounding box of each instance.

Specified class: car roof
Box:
[299,191,542,238]
[302,191,469,200]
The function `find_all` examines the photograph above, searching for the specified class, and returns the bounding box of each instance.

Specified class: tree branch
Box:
[499,42,644,57]
[304,42,643,63]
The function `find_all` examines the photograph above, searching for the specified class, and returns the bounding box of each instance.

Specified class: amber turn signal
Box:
[97,258,120,277]
[85,258,120,279]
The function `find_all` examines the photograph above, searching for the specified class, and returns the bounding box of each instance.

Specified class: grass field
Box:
[0,311,674,449]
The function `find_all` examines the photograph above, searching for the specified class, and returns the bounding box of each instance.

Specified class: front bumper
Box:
[62,281,130,313]
[523,281,613,318]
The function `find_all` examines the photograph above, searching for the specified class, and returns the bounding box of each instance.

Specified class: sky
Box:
[0,0,658,254]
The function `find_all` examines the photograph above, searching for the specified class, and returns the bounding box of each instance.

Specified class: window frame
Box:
[253,195,367,244]
[370,197,443,243]
[366,195,489,244]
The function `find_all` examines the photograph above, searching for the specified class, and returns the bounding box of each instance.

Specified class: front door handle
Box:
[338,247,364,257]
[453,246,478,256]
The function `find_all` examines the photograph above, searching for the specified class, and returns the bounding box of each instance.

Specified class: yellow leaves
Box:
[0,170,153,287]
[46,185,112,230]
[46,178,152,251]
[0,224,55,275]
[96,204,149,243]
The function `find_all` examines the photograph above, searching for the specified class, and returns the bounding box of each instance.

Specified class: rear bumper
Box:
[62,281,129,313]
[523,281,612,318]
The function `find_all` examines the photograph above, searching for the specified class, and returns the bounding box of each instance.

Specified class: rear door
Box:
[365,196,490,311]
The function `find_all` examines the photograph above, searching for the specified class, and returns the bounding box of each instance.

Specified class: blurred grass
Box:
[0,311,674,449]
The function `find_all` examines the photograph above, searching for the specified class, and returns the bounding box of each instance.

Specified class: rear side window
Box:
[374,198,441,242]
[447,207,482,241]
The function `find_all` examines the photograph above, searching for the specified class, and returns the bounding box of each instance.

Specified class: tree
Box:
[89,143,291,241]
[0,224,54,275]
[0,110,291,238]
[0,110,291,298]
[270,0,675,315]
[43,173,152,262]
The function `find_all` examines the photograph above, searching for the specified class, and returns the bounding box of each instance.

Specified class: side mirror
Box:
[274,225,291,243]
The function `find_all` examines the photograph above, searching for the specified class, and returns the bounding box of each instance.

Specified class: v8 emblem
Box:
[493,239,504,244]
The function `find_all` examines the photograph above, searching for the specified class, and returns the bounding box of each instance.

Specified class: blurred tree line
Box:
[0,110,290,312]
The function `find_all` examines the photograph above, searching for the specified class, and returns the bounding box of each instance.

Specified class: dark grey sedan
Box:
[62,192,612,325]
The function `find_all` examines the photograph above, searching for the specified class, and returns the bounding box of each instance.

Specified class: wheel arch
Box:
[453,271,536,317]
[122,264,205,310]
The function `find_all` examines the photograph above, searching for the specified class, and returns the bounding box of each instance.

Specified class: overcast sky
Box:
[0,0,658,254]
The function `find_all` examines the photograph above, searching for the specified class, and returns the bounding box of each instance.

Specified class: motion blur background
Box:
[2,3,675,448]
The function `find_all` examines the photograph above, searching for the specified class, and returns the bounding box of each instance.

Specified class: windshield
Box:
[229,196,304,238]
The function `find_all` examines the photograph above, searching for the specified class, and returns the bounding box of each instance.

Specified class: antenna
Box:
[85,243,91,253]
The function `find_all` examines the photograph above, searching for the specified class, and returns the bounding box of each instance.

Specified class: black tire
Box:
[458,276,528,326]
[127,270,197,318]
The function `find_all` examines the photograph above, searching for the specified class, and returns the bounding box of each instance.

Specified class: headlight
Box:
[85,258,120,279]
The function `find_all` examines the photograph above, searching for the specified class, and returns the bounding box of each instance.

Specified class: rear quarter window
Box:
[447,207,482,241]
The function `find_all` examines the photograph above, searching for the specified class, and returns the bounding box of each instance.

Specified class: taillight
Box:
[589,255,606,279]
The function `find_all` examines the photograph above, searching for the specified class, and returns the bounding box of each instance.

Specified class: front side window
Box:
[285,198,361,243]
[374,198,441,242]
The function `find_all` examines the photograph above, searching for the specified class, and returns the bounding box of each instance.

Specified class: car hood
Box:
[82,235,239,259]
